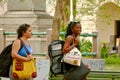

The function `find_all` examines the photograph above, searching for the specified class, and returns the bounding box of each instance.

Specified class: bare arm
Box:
[62,35,78,54]
[11,39,32,61]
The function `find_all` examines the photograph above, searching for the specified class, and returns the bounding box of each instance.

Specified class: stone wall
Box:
[83,58,105,70]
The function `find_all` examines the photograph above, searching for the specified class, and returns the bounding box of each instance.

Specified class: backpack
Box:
[48,40,65,77]
[0,40,23,77]
[0,43,13,77]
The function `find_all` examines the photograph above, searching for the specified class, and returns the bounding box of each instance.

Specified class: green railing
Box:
[4,32,97,37]
[80,33,96,37]
[82,52,96,56]
[33,52,97,57]
[4,32,46,35]
[4,31,97,56]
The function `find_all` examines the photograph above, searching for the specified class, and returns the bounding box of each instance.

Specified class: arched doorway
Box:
[115,20,120,46]
[96,2,120,45]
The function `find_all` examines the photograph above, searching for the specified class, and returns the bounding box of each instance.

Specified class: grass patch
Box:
[49,75,63,80]
[105,64,120,71]
[49,64,120,80]
[105,55,120,64]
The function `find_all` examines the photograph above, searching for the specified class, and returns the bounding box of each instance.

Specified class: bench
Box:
[88,70,120,80]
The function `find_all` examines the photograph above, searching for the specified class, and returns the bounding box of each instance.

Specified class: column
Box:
[0,28,5,52]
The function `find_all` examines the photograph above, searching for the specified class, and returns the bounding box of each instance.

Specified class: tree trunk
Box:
[51,0,70,40]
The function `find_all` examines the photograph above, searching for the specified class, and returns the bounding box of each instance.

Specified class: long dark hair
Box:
[17,23,31,38]
[65,21,80,38]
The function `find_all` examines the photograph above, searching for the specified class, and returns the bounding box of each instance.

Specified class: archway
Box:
[96,2,120,46]
[115,20,120,46]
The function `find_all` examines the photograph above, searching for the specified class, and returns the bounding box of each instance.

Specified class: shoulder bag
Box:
[12,39,37,79]
[63,38,82,66]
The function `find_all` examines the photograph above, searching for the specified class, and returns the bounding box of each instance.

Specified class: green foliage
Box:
[20,0,24,2]
[77,0,100,16]
[64,5,70,20]
[105,55,120,64]
[76,0,113,17]
[60,22,67,40]
[114,0,120,4]
[80,38,92,53]
[100,43,120,65]
[0,0,4,2]
[100,47,109,58]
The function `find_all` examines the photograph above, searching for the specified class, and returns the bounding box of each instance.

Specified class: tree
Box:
[51,0,77,40]
[51,0,70,40]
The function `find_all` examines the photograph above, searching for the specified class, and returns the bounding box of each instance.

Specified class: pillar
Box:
[46,28,52,59]
[0,28,5,52]
[92,31,100,58]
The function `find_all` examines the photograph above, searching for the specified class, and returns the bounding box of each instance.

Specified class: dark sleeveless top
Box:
[75,44,80,50]
[71,38,80,50]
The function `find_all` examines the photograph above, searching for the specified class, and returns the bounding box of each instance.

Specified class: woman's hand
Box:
[26,55,33,61]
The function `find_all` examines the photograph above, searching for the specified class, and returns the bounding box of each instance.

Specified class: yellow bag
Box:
[12,58,37,79]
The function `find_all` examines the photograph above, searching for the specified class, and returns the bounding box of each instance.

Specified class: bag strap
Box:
[72,35,75,45]
[19,39,30,55]
[23,45,30,55]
